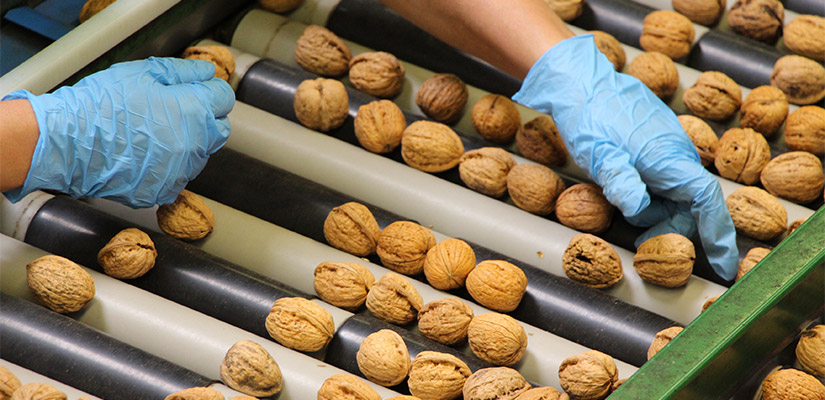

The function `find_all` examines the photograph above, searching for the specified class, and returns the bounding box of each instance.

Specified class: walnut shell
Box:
[797,325,825,378]
[544,0,585,21]
[736,247,771,281]
[265,297,334,352]
[97,228,157,279]
[349,52,405,98]
[401,120,465,173]
[182,46,235,82]
[683,71,742,121]
[472,95,521,144]
[417,298,474,345]
[79,0,115,23]
[563,234,623,289]
[714,128,771,185]
[10,383,66,400]
[0,365,21,400]
[761,368,825,400]
[293,78,350,132]
[634,233,695,288]
[27,255,95,314]
[164,387,224,400]
[466,260,528,312]
[640,10,695,60]
[788,217,807,235]
[515,387,563,400]
[357,329,411,387]
[416,74,469,124]
[366,272,424,325]
[295,25,352,77]
[409,351,472,400]
[784,15,825,61]
[323,202,381,257]
[701,295,720,312]
[377,221,436,275]
[558,351,617,400]
[314,261,375,311]
[740,86,788,137]
[317,374,381,400]
[646,326,684,360]
[626,51,680,99]
[422,238,477,290]
[589,31,626,71]
[506,164,566,216]
[771,55,825,105]
[677,114,718,166]
[220,340,283,397]
[760,151,825,204]
[459,147,517,198]
[464,367,530,400]
[555,184,614,234]
[468,313,527,366]
[258,0,304,13]
[157,190,214,241]
[354,100,407,154]
[516,116,568,166]
[726,186,788,241]
[728,0,784,43]
[672,0,725,26]
[785,106,825,157]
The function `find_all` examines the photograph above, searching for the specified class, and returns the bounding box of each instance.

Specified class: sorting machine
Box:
[1,0,823,399]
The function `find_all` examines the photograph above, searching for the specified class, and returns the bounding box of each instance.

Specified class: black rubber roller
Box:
[688,29,785,89]
[574,0,649,48]
[0,293,212,400]
[782,0,825,17]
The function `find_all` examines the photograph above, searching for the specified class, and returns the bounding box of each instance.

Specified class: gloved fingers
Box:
[590,145,651,219]
[634,204,698,247]
[146,57,217,85]
[208,116,231,154]
[625,196,676,227]
[187,78,236,118]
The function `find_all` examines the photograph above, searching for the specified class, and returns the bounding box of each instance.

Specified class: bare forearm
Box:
[0,99,39,191]
[379,0,573,79]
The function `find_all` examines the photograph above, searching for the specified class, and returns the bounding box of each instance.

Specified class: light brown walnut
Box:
[183,46,235,82]
[157,190,214,241]
[357,329,411,387]
[728,0,784,43]
[97,227,157,279]
[401,120,465,173]
[515,387,563,400]
[516,116,568,166]
[0,365,20,400]
[163,387,224,400]
[784,15,825,61]
[788,217,807,235]
[640,10,695,60]
[418,298,474,345]
[563,234,622,289]
[544,0,585,21]
[354,100,406,154]
[646,326,684,360]
[506,164,566,216]
[27,255,95,314]
[323,202,381,257]
[377,221,436,275]
[771,55,825,105]
[459,147,517,198]
[314,261,375,311]
[463,367,530,400]
[589,31,626,71]
[466,260,528,312]
[258,0,304,13]
[761,368,825,400]
[220,340,283,397]
[293,78,349,132]
[265,297,334,352]
[740,86,788,137]
[714,128,770,185]
[726,187,787,241]
[558,351,617,400]
[555,184,614,234]
[797,325,825,379]
[79,0,115,23]
[682,71,742,121]
[785,106,825,157]
[736,247,771,281]
[408,351,471,400]
[366,272,424,325]
[349,52,405,98]
[10,383,66,400]
[760,151,825,204]
[701,295,720,312]
[317,374,381,400]
[633,233,695,288]
[626,51,680,99]
[422,238,476,290]
[468,313,528,366]
[672,0,725,26]
[416,74,468,124]
[677,114,718,166]
[295,25,352,77]
[472,95,522,144]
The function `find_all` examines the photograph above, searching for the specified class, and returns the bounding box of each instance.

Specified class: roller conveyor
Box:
[0,360,102,400]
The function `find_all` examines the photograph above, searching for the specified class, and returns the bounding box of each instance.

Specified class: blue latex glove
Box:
[513,35,738,281]
[3,57,234,208]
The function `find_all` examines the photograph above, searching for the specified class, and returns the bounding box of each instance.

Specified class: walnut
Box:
[354,100,407,154]
[672,0,725,26]
[506,164,566,216]
[771,55,825,105]
[265,297,334,352]
[416,73,469,124]
[728,0,784,43]
[157,190,214,241]
[515,387,563,400]
[182,46,235,82]
[626,51,680,99]
[784,15,825,62]
[466,260,528,312]
[516,116,568,166]
[677,114,718,166]
[714,128,770,185]
[544,0,585,21]
[164,387,224,400]
[611,379,627,392]
[472,94,522,144]
[258,0,304,13]
[10,383,66,400]
[220,340,283,397]
[459,147,517,198]
[27,255,95,314]
[293,78,349,132]
[79,0,115,23]
[468,313,527,366]
[357,329,411,387]
[463,367,530,400]
[682,71,742,121]
[349,52,405,98]
[323,202,381,257]
[797,325,825,378]
[640,10,695,60]
[377,221,436,275]
[634,233,695,288]
[701,295,719,312]
[317,374,381,400]
[646,326,684,360]
[736,247,771,281]
[401,120,465,173]
[761,151,825,204]
[97,228,157,279]
[589,31,626,71]
[295,25,352,77]
[788,217,807,235]
[0,365,20,400]
[314,261,375,311]
[408,351,472,400]
[417,298,474,345]
[785,106,825,157]
[558,351,617,400]
[761,368,825,400]
[726,187,787,241]
[739,86,788,137]
[422,238,477,290]
[366,272,424,325]
[555,184,614,234]
[563,234,623,289]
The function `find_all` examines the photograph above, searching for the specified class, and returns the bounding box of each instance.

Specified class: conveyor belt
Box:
[0,360,102,400]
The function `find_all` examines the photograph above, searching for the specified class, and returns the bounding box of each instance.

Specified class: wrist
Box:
[0,98,40,193]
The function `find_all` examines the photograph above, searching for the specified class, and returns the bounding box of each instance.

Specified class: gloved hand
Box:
[513,35,738,281]
[3,57,234,208]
